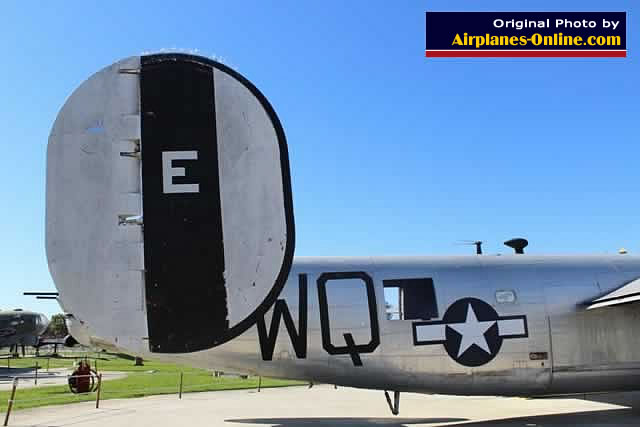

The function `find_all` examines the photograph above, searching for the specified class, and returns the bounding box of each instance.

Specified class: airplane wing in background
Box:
[587,278,640,310]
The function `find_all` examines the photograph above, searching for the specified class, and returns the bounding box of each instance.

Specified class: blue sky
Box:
[0,1,637,315]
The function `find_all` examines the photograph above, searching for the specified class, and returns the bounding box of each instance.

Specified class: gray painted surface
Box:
[214,68,289,326]
[46,56,147,354]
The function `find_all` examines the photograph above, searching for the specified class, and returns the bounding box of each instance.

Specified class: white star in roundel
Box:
[448,303,497,358]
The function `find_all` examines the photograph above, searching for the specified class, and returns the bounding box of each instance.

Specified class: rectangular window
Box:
[383,278,438,320]
[384,287,401,320]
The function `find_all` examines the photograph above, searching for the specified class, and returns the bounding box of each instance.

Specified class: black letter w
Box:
[257,274,308,360]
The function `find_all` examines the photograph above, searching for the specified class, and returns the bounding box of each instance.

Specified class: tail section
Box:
[46,54,294,354]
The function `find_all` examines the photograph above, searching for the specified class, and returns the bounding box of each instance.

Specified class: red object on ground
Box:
[69,360,94,393]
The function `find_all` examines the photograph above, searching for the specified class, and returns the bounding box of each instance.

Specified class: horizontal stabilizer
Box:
[587,278,640,310]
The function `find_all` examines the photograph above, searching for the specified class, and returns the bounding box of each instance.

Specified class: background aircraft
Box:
[45,53,640,415]
[0,309,49,355]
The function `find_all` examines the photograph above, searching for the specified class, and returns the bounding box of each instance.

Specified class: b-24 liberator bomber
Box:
[45,53,640,415]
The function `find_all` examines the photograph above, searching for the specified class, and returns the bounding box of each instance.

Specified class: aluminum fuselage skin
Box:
[67,255,640,396]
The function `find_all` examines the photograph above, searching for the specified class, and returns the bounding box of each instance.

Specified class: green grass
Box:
[0,352,304,411]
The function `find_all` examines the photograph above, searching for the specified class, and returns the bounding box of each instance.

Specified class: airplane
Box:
[0,307,78,357]
[0,309,49,356]
[45,53,640,415]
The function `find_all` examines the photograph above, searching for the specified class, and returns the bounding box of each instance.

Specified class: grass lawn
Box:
[0,351,303,411]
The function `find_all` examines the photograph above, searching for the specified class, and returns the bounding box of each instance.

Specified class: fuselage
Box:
[65,254,640,396]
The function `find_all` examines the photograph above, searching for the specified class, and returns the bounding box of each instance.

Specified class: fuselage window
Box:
[384,287,401,319]
[495,290,517,304]
[383,278,438,320]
